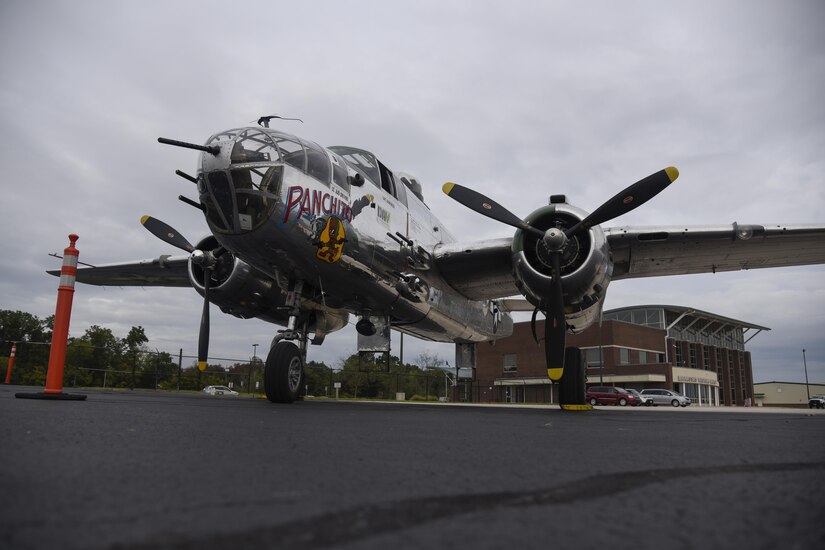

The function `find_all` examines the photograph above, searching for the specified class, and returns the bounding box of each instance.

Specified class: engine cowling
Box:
[187,237,348,337]
[511,201,612,332]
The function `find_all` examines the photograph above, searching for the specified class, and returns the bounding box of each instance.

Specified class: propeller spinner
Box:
[442,167,679,380]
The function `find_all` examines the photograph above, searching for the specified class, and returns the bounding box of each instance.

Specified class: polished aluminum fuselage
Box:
[194,127,509,343]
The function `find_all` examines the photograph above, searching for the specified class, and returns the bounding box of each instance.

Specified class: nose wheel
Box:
[264,341,305,403]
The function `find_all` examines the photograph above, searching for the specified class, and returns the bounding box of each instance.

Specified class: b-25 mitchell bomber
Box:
[55,120,825,406]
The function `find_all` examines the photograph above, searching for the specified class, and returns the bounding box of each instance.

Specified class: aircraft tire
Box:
[264,342,305,403]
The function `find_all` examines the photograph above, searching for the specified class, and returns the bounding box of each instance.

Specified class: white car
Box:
[640,389,691,407]
[203,385,239,396]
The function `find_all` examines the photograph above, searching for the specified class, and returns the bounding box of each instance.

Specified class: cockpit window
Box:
[230,165,282,194]
[330,154,349,191]
[207,128,242,145]
[204,171,234,232]
[234,167,280,231]
[204,167,282,233]
[302,140,331,184]
[378,160,396,197]
[272,136,306,172]
[328,146,380,186]
[230,129,279,164]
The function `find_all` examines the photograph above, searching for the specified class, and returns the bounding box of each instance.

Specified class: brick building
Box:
[472,305,766,406]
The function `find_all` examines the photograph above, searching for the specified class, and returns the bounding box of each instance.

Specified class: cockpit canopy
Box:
[207,127,350,189]
[328,146,425,203]
[198,127,426,234]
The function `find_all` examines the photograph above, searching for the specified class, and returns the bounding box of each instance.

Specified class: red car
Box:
[586,386,641,406]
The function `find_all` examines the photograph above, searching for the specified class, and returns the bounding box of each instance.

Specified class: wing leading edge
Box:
[433,223,825,302]
[46,255,191,287]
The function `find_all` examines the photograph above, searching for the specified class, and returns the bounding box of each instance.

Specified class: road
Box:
[1,385,824,549]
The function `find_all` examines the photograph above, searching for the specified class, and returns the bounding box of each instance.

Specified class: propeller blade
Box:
[566,167,679,237]
[545,253,566,381]
[442,183,545,239]
[530,308,540,344]
[197,269,211,372]
[140,215,195,253]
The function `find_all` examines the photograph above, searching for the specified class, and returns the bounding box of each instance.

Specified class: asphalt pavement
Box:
[1,385,824,549]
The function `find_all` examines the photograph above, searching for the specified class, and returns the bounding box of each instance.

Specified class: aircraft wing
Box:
[434,223,825,301]
[433,238,519,300]
[606,223,825,279]
[47,255,192,287]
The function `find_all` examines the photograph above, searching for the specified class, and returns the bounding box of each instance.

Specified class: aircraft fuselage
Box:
[193,126,510,344]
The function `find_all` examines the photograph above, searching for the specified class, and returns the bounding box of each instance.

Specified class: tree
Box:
[305,360,332,396]
[122,326,150,389]
[123,326,148,353]
[0,310,49,342]
[78,325,124,386]
[414,352,450,400]
[132,349,175,389]
[415,352,445,370]
[0,310,51,385]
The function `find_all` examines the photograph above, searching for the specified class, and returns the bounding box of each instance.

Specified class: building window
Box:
[585,348,602,367]
[503,354,517,374]
[620,348,630,365]
[674,344,683,367]
[639,351,648,365]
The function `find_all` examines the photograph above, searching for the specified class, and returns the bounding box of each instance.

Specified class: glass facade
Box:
[603,307,748,351]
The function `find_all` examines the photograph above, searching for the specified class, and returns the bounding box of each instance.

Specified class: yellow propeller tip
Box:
[665,166,679,182]
[197,361,207,372]
[140,215,150,225]
[442,182,455,195]
[547,367,564,381]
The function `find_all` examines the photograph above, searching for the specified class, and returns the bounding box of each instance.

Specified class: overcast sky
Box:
[1,0,823,384]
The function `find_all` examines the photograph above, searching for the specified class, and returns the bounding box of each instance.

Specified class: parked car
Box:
[203,385,239,396]
[640,389,691,407]
[586,386,641,406]
[809,395,825,409]
[624,388,653,406]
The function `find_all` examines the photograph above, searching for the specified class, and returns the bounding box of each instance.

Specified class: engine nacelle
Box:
[511,202,612,332]
[187,237,348,337]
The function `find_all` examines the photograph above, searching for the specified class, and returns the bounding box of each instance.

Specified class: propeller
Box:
[442,167,679,380]
[141,215,216,372]
[140,215,195,253]
[564,167,678,238]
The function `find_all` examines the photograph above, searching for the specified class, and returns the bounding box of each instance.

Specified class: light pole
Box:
[803,348,810,400]
[250,344,259,396]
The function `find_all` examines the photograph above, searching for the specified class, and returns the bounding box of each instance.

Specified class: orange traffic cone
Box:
[16,235,86,401]
[3,342,16,384]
